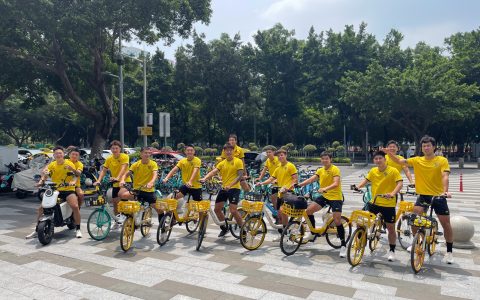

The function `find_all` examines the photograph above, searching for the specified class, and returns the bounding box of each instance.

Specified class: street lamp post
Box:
[118,30,125,151]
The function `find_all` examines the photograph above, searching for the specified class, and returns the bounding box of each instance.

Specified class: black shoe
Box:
[218,226,228,237]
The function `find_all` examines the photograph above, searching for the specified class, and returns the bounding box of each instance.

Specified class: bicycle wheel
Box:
[120,216,135,252]
[427,225,438,256]
[140,207,153,237]
[347,228,367,267]
[196,213,209,251]
[228,208,246,239]
[87,208,111,241]
[280,220,304,256]
[396,214,413,250]
[411,231,426,273]
[186,218,200,233]
[325,216,352,249]
[157,212,173,246]
[368,219,382,252]
[240,215,267,251]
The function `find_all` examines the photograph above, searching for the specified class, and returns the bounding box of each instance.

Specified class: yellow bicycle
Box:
[239,191,267,251]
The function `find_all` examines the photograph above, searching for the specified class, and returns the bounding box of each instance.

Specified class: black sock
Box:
[447,242,453,253]
[220,225,227,231]
[337,224,346,246]
[308,215,316,228]
[76,224,80,230]
[390,244,396,252]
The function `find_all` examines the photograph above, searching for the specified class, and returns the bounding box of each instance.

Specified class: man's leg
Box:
[76,187,84,208]
[229,204,243,227]
[66,194,81,226]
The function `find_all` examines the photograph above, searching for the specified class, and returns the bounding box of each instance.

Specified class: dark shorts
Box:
[137,191,156,204]
[313,195,343,212]
[368,204,396,223]
[58,191,76,200]
[271,187,279,195]
[276,198,284,210]
[415,195,450,216]
[112,187,120,198]
[179,185,203,201]
[216,189,241,205]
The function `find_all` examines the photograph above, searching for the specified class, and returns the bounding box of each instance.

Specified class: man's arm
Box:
[320,176,340,193]
[386,180,403,198]
[381,147,408,166]
[200,168,219,182]
[353,178,369,190]
[117,164,129,182]
[402,165,414,183]
[285,173,298,191]
[163,166,179,182]
[298,174,318,187]
[187,167,200,187]
[259,176,276,185]
[120,170,132,186]
[226,169,244,190]
[147,170,158,189]
[256,166,268,182]
[442,171,450,196]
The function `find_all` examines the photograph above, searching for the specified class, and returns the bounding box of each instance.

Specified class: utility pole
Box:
[142,55,147,147]
[118,29,125,151]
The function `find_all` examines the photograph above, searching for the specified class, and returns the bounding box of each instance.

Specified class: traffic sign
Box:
[140,126,152,136]
[159,112,170,137]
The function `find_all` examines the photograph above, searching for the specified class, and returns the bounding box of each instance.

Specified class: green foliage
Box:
[332,157,351,164]
[283,143,295,151]
[176,143,185,151]
[303,144,317,153]
[44,144,54,150]
[248,143,258,151]
[129,152,141,161]
[194,146,204,155]
[150,142,160,149]
[161,146,173,152]
[290,149,299,156]
[28,144,36,149]
[331,141,341,148]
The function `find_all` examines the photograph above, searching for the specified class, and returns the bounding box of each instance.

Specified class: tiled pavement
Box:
[0,166,479,300]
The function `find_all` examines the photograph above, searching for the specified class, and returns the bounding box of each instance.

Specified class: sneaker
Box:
[445,252,454,264]
[115,214,126,223]
[110,222,120,231]
[388,251,396,262]
[25,230,37,239]
[272,235,282,242]
[339,246,347,258]
[407,245,412,252]
[76,229,82,238]
[305,232,316,242]
[218,226,228,238]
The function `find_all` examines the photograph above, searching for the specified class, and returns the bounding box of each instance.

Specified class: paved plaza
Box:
[1,166,480,300]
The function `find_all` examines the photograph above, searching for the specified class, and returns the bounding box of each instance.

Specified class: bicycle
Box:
[409,196,444,273]
[395,184,416,250]
[156,194,210,247]
[117,185,154,252]
[279,192,352,256]
[346,193,394,266]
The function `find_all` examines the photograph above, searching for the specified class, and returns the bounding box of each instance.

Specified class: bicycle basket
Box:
[399,201,414,212]
[281,203,305,218]
[350,210,376,227]
[188,200,211,213]
[156,198,178,211]
[410,215,434,228]
[118,201,141,214]
[242,200,264,213]
[244,192,263,202]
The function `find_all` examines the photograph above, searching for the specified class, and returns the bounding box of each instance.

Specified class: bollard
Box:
[460,173,463,192]
[459,157,464,169]
[451,215,476,249]
[478,157,480,169]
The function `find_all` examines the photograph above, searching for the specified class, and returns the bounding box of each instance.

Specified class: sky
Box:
[126,0,480,59]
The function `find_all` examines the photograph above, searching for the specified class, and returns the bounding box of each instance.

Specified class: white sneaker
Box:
[445,252,454,264]
[110,222,120,231]
[116,214,126,223]
[339,246,347,258]
[25,230,37,239]
[76,229,82,238]
[407,245,412,252]
[272,235,282,242]
[388,251,396,262]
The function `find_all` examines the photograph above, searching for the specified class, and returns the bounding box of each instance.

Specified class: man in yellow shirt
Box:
[201,144,244,237]
[67,147,85,207]
[37,146,82,238]
[119,147,163,221]
[298,152,347,257]
[255,146,281,215]
[353,151,403,262]
[221,134,250,191]
[163,144,202,201]
[386,140,413,184]
[383,135,454,264]
[94,140,131,229]
[259,149,298,240]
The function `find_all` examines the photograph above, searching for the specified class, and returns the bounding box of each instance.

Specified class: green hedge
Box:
[288,157,351,164]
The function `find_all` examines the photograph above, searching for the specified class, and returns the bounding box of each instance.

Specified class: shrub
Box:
[303,144,317,153]
[44,143,54,149]
[176,142,185,151]
[333,157,351,164]
[161,146,173,151]
[290,149,299,156]
[150,142,160,149]
[332,141,341,148]
[28,144,36,149]
[283,143,295,151]
[194,146,204,155]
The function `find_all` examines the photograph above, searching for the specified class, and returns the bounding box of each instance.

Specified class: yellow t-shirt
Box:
[386,155,405,173]
[104,153,131,187]
[67,159,84,188]
[407,156,450,196]
[47,160,77,192]
[315,164,342,201]
[272,162,297,190]
[129,159,158,192]
[221,145,245,160]
[265,156,281,183]
[176,157,202,189]
[216,157,243,189]
[366,166,403,207]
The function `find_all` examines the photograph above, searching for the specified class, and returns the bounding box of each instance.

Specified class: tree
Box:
[0,0,211,156]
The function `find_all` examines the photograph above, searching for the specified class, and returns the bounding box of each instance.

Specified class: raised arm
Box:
[298,174,318,187]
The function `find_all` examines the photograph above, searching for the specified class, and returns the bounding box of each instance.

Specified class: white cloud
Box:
[400,22,462,48]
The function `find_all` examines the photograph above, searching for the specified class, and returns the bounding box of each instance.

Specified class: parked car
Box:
[151,150,184,164]
[18,148,42,157]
